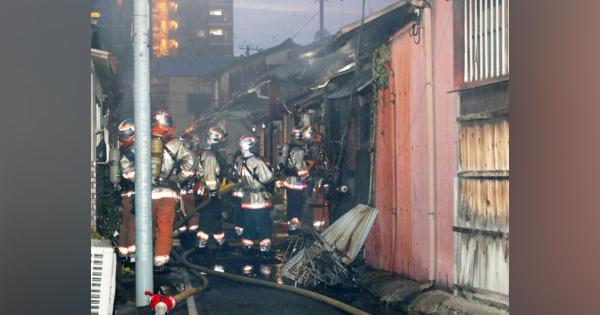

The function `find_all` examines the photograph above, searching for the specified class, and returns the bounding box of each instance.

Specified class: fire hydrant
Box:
[145,287,201,315]
[145,291,176,315]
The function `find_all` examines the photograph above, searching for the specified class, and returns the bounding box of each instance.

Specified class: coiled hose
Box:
[178,248,369,315]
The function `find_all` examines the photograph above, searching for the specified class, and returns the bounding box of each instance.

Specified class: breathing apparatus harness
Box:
[241,156,275,193]
[153,138,182,191]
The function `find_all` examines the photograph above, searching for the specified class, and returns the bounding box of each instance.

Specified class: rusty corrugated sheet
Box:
[392,31,418,279]
[365,87,396,271]
[366,1,459,288]
[432,0,459,289]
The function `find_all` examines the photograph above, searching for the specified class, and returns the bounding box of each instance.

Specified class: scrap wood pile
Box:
[280,204,379,287]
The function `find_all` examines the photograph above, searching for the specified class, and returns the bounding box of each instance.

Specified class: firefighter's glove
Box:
[113,184,122,192]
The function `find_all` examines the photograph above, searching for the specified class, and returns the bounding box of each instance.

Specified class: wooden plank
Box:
[455,233,509,296]
[457,107,509,123]
[456,178,509,231]
[483,122,492,170]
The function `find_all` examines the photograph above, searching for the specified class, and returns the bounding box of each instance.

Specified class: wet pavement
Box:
[115,227,406,315]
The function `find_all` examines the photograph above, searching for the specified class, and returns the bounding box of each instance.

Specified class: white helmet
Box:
[239,135,257,153]
[291,125,304,140]
[206,127,225,145]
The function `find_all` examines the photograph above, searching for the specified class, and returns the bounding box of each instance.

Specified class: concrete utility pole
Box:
[319,0,325,41]
[133,0,153,307]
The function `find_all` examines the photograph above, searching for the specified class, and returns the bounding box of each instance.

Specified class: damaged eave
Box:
[244,80,271,100]
[338,0,411,34]
[310,62,356,91]
[91,48,117,88]
[229,0,414,116]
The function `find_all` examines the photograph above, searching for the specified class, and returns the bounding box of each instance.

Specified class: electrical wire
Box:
[291,12,320,40]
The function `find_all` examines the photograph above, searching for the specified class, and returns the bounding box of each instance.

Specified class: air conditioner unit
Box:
[91,238,117,315]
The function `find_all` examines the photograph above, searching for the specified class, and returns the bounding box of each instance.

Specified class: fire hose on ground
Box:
[152,182,368,314]
[176,248,369,315]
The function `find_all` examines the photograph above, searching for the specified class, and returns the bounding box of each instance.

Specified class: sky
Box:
[233,0,400,56]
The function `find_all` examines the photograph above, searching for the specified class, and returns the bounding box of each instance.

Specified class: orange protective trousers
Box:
[118,196,136,248]
[152,197,177,257]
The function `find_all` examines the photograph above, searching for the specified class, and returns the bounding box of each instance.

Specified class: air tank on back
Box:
[151,137,164,179]
[109,147,121,185]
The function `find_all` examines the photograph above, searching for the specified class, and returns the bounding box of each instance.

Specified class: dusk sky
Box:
[233,0,400,56]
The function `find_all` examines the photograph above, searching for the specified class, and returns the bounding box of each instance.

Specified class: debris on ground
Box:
[280,204,379,287]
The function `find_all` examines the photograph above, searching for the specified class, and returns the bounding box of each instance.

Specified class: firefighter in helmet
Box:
[237,135,275,257]
[230,149,245,238]
[177,133,202,235]
[195,127,227,250]
[278,125,310,233]
[116,119,137,262]
[302,124,329,231]
[150,110,196,268]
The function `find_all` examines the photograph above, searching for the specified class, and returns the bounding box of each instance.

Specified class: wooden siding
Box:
[457,178,509,233]
[455,84,509,306]
[458,120,509,172]
[455,233,509,296]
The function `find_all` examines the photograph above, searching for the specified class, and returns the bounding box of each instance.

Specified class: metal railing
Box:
[463,0,509,83]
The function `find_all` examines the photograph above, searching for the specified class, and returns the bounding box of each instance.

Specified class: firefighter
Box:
[177,133,202,235]
[151,110,196,268]
[237,135,275,257]
[230,149,245,237]
[195,127,226,250]
[302,124,328,231]
[116,119,136,262]
[279,126,310,233]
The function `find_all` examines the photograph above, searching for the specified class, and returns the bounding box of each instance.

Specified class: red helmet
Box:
[118,119,135,146]
[152,110,175,138]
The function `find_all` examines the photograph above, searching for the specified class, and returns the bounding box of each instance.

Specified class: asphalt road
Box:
[115,231,405,315]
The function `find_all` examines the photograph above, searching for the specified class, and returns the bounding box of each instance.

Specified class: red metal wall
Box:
[366,0,456,289]
[365,86,396,271]
[432,0,457,289]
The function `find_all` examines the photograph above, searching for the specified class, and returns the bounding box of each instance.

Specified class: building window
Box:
[209,9,223,16]
[462,0,509,83]
[209,28,224,36]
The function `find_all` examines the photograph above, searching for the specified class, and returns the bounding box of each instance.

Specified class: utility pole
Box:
[238,44,261,56]
[133,0,153,307]
[319,0,325,41]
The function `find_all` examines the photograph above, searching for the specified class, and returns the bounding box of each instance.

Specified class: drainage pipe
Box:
[422,0,437,286]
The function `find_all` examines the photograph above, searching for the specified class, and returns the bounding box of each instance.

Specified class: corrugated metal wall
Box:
[454,84,509,306]
[366,26,431,282]
[366,0,458,287]
[365,83,396,272]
